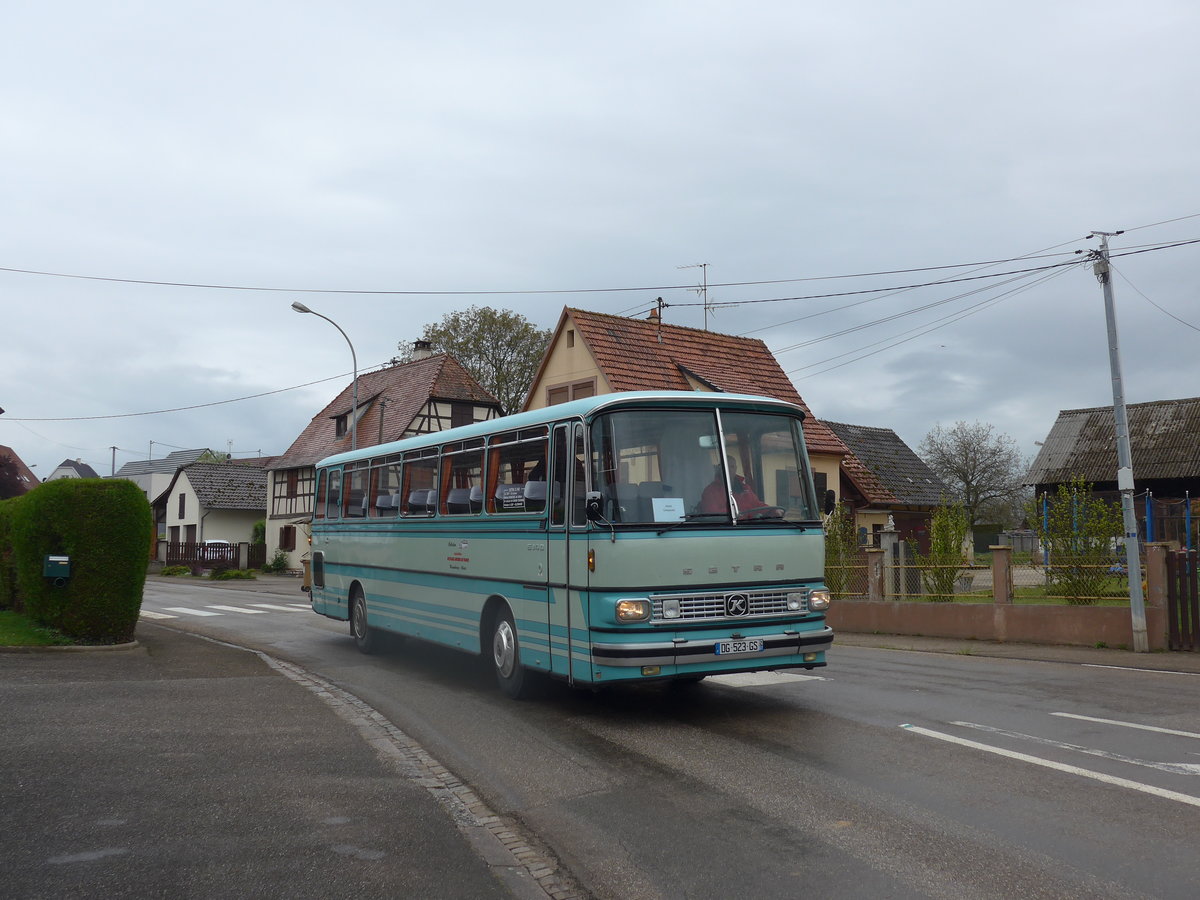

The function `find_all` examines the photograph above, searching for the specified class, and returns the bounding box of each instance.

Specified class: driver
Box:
[699,457,766,518]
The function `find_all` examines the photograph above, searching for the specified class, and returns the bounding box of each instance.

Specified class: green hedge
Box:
[3,479,152,643]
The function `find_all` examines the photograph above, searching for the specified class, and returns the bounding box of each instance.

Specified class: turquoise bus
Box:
[307,391,832,697]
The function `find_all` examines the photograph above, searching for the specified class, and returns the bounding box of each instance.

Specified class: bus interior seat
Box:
[407,489,431,514]
[469,485,484,512]
[446,488,472,514]
[523,480,548,511]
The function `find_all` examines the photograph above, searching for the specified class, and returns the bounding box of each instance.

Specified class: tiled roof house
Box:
[0,444,39,498]
[46,458,101,481]
[154,462,270,545]
[522,307,850,501]
[265,351,502,568]
[1026,397,1200,544]
[824,421,948,550]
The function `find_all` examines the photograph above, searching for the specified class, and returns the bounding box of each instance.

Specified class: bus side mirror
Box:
[824,490,836,515]
[585,491,604,521]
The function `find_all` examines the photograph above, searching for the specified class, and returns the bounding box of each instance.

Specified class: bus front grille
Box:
[649,589,808,623]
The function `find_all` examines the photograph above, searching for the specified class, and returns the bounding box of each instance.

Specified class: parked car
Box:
[200,539,234,562]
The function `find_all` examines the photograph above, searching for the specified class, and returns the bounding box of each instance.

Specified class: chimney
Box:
[412,340,433,361]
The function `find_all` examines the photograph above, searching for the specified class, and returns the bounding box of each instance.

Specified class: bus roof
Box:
[315,390,805,469]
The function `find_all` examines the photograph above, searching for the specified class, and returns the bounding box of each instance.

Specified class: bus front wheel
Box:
[350,589,377,655]
[491,608,529,699]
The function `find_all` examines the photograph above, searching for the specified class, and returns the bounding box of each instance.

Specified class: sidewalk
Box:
[0,622,550,899]
[833,630,1200,674]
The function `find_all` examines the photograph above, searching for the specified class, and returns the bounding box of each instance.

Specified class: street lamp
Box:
[291,301,359,450]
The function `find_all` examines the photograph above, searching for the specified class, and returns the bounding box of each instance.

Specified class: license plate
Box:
[715,639,764,655]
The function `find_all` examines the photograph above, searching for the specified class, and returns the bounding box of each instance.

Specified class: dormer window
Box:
[335,414,348,438]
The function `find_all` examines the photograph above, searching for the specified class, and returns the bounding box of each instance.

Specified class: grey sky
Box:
[3,1,1198,479]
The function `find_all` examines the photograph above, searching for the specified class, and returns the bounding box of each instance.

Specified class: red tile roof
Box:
[566,309,847,456]
[273,354,499,469]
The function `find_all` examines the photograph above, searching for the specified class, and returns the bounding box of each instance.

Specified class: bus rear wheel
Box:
[350,588,377,655]
[491,608,530,699]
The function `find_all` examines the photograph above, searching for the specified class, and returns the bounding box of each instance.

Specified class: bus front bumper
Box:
[590,625,834,668]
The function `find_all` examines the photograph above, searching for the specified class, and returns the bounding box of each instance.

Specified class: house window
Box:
[567,329,575,348]
[451,402,473,428]
[546,378,596,407]
[335,415,348,438]
[813,471,827,498]
[279,525,296,552]
[177,493,186,519]
[286,470,298,498]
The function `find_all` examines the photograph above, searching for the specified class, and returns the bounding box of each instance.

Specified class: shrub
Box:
[261,549,290,574]
[823,503,860,598]
[912,501,970,602]
[210,569,257,581]
[9,479,152,643]
[160,565,191,577]
[0,497,18,610]
[1026,476,1123,605]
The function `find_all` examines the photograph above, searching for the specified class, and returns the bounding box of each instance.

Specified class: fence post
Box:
[866,548,884,602]
[1145,542,1168,609]
[990,545,1012,604]
[878,529,900,599]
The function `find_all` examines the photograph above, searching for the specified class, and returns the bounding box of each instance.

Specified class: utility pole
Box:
[1090,230,1148,652]
[110,446,117,476]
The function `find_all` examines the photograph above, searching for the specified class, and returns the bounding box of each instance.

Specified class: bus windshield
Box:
[589,407,819,525]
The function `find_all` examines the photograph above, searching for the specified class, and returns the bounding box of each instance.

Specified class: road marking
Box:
[708,672,826,686]
[139,610,177,620]
[901,724,1200,809]
[1082,664,1198,676]
[162,607,223,617]
[206,605,269,615]
[248,603,308,612]
[1051,712,1200,740]
[952,720,1200,776]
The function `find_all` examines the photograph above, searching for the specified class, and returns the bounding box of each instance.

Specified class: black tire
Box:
[350,588,377,655]
[491,607,530,699]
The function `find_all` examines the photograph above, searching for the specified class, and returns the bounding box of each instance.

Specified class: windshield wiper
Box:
[655,512,730,535]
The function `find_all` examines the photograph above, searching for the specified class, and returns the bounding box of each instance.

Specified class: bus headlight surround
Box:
[809,589,831,611]
[616,598,651,622]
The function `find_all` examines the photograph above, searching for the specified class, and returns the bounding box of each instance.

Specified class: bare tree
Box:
[919,421,1026,526]
[397,306,551,415]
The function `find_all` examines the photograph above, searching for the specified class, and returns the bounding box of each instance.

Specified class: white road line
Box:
[952,721,1200,776]
[1051,712,1200,740]
[139,610,177,620]
[248,603,308,613]
[162,607,223,617]
[206,605,269,615]
[901,724,1200,809]
[1083,664,1198,676]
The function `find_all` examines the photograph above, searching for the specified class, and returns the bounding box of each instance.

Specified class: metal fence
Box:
[826,542,1129,605]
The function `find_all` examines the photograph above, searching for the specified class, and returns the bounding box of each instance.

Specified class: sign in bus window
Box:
[488,435,547,514]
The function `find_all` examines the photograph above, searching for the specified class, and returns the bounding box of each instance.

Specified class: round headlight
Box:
[808,589,831,611]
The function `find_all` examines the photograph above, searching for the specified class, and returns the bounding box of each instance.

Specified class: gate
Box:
[1166,549,1199,651]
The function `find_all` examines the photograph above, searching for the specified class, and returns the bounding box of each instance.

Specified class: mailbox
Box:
[43,555,71,580]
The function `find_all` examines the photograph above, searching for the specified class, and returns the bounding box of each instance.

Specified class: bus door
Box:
[546,422,588,682]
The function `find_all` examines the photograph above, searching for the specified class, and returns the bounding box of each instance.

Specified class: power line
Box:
[0,250,1103,298]
[1110,262,1200,332]
[787,267,1072,378]
[1,368,366,423]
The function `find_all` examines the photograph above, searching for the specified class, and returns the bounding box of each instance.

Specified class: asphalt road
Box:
[138,576,1200,899]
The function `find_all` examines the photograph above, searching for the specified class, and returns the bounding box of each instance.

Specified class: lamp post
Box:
[291,301,359,450]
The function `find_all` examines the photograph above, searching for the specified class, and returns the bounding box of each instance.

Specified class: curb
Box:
[0,640,142,654]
